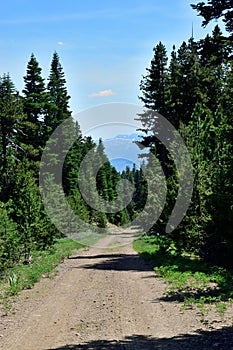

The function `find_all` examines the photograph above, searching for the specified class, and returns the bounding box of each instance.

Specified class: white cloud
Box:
[57,41,64,45]
[88,89,115,97]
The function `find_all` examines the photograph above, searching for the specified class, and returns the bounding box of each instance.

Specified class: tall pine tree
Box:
[0,74,24,199]
[45,52,72,139]
[22,54,48,160]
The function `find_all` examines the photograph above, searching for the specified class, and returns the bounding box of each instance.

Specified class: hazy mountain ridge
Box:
[101,133,143,172]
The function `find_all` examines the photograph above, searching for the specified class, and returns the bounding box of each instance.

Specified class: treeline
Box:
[0,52,79,270]
[0,52,146,272]
[138,17,233,267]
[1,0,232,272]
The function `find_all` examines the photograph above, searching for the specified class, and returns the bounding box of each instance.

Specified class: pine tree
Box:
[206,106,233,264]
[167,45,182,128]
[62,121,83,194]
[198,26,228,111]
[12,160,56,260]
[139,41,168,116]
[178,102,233,262]
[0,74,24,199]
[199,25,227,66]
[131,166,148,215]
[95,139,110,201]
[138,41,169,175]
[22,54,48,159]
[45,52,72,139]
[175,38,203,124]
[191,0,233,38]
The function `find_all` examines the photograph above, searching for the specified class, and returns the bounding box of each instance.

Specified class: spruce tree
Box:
[45,52,72,138]
[138,41,169,175]
[62,121,83,194]
[96,139,112,202]
[167,45,184,128]
[174,38,203,124]
[191,0,233,38]
[198,26,227,111]
[139,41,168,116]
[12,160,56,259]
[0,74,24,199]
[22,54,48,159]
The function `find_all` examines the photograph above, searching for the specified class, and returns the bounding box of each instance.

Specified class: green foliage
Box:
[191,0,233,38]
[1,238,82,300]
[21,53,49,158]
[139,41,168,116]
[134,236,233,306]
[137,25,233,267]
[45,51,72,138]
[0,8,232,288]
[0,201,19,270]
[0,75,25,199]
[12,160,57,259]
[0,53,114,276]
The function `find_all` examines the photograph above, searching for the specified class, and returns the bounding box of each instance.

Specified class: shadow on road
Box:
[48,327,233,349]
[69,253,153,272]
[69,254,129,260]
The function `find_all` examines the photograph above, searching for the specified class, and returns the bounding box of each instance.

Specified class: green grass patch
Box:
[133,236,233,309]
[0,238,83,302]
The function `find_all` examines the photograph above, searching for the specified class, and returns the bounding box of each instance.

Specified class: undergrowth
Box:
[133,235,233,317]
[0,238,83,310]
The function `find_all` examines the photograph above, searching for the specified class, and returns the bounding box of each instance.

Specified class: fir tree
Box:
[175,38,203,123]
[139,41,168,116]
[167,45,181,128]
[45,52,72,138]
[191,0,233,38]
[138,41,169,175]
[0,74,24,199]
[22,54,48,159]
[12,160,56,259]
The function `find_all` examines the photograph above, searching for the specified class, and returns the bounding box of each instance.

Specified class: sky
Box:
[0,0,225,117]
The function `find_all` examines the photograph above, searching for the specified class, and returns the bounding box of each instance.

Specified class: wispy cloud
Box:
[57,41,64,45]
[88,89,115,97]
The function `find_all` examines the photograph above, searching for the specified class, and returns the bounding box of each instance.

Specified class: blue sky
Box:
[0,0,225,114]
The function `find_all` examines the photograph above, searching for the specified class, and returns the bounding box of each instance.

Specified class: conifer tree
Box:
[12,160,56,259]
[138,41,169,176]
[175,38,203,124]
[45,52,72,138]
[191,0,233,38]
[139,41,168,116]
[167,46,181,128]
[0,74,24,199]
[22,54,48,159]
[198,26,227,111]
[0,201,19,270]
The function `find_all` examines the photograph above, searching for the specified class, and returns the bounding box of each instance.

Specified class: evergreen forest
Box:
[0,0,232,276]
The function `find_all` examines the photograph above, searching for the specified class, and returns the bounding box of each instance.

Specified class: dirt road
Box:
[0,230,233,350]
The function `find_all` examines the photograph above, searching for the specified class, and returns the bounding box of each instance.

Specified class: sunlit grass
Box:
[133,236,233,309]
[0,238,83,305]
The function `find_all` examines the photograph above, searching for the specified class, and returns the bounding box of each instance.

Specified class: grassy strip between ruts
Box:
[133,235,233,315]
[0,238,84,308]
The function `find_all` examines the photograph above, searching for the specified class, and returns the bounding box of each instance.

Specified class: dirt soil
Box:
[0,228,233,350]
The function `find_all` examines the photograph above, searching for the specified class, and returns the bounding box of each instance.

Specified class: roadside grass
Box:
[133,236,233,316]
[0,238,83,309]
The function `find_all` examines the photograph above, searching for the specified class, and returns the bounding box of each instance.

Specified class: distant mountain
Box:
[104,133,143,142]
[102,133,144,172]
